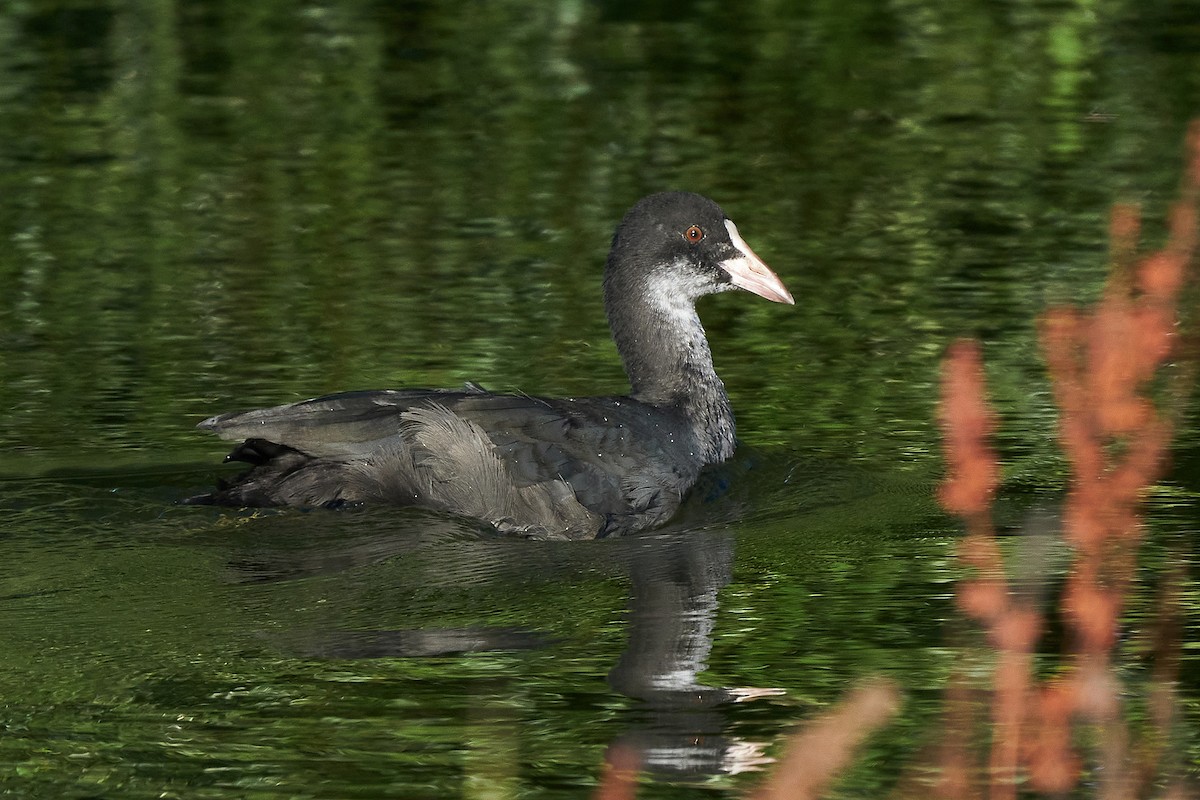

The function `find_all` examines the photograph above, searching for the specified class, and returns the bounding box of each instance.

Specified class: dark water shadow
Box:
[176,447,912,778]
[3,448,935,780]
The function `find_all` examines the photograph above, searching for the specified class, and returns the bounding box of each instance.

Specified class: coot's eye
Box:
[684,225,704,242]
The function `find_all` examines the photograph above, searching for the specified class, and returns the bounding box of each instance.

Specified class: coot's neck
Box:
[604,267,736,464]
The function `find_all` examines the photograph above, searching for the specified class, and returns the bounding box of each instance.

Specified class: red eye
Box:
[684,225,704,242]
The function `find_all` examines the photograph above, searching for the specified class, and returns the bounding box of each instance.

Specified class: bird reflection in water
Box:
[606,528,783,778]
[218,513,783,780]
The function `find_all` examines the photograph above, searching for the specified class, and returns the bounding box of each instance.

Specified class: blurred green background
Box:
[3,0,1197,480]
[1,1,1198,798]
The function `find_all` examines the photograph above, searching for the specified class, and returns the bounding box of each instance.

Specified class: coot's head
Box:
[605,192,794,306]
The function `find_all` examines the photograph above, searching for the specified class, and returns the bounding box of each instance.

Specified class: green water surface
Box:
[2,0,1199,797]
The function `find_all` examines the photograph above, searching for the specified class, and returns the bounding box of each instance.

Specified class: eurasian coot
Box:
[192,192,793,538]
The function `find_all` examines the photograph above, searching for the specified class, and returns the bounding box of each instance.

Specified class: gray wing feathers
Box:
[386,406,601,538]
[198,390,683,537]
[198,390,448,458]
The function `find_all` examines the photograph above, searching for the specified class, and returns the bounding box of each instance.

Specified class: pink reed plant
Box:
[935,121,1200,799]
